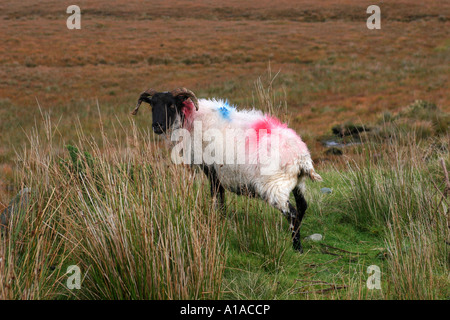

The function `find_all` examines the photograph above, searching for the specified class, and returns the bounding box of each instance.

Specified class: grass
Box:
[2,115,226,299]
[0,0,449,300]
[0,76,448,300]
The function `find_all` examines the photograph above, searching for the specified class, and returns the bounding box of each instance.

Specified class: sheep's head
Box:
[131,87,199,134]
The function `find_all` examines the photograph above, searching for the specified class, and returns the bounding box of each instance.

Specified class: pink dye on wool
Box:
[250,115,310,161]
[251,116,287,142]
[181,100,195,121]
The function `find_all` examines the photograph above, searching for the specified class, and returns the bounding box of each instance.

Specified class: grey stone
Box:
[321,187,332,194]
[0,188,32,232]
[304,233,323,242]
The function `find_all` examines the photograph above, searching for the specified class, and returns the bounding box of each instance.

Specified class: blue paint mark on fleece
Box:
[218,100,233,120]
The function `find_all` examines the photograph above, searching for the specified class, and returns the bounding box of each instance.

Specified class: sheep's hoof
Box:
[293,242,303,253]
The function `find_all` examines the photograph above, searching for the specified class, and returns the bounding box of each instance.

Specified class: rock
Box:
[321,187,332,194]
[323,139,361,149]
[332,123,368,138]
[325,147,343,156]
[0,188,32,233]
[304,233,323,242]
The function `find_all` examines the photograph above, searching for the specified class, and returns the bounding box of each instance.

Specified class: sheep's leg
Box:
[271,197,303,253]
[202,166,226,213]
[292,186,308,252]
[293,186,307,225]
[287,202,303,253]
[210,181,225,213]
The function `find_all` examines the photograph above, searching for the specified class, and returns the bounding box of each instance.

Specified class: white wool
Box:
[178,98,321,214]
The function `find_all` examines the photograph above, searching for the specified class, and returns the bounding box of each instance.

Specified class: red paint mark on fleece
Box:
[251,116,287,142]
[251,115,310,159]
[181,100,195,121]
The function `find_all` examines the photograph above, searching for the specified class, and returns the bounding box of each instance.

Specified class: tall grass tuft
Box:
[333,127,449,299]
[1,80,447,300]
[0,114,71,299]
[1,114,226,299]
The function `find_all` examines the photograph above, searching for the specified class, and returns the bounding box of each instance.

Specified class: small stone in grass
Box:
[321,187,332,194]
[304,233,323,242]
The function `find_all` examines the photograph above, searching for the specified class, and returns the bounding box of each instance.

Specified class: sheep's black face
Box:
[150,93,181,134]
[132,88,197,134]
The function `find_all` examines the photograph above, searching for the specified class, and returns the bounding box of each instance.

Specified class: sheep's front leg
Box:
[210,180,225,213]
[202,166,226,213]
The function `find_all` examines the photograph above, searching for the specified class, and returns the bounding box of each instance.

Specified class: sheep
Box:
[131,87,322,252]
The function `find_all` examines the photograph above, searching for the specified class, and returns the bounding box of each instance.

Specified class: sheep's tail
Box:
[296,157,322,182]
[308,169,323,182]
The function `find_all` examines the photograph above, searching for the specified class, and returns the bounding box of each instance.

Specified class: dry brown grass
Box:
[0,60,448,299]
[0,115,226,299]
[1,0,448,109]
[1,0,449,242]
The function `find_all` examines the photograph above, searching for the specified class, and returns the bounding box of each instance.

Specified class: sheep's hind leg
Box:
[287,202,303,253]
[293,187,307,223]
[291,186,308,252]
[270,198,304,253]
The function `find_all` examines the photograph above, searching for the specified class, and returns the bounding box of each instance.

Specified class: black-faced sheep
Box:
[132,88,322,252]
